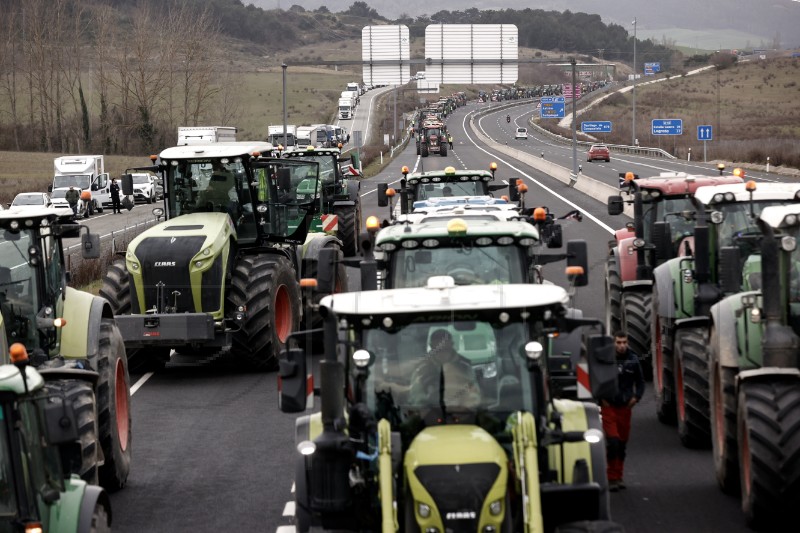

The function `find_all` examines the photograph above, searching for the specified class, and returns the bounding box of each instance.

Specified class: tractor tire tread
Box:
[675,327,711,448]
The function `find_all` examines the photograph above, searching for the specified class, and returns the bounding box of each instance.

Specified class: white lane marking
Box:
[359,155,421,197]
[283,502,295,516]
[464,113,615,234]
[276,526,296,533]
[130,372,154,395]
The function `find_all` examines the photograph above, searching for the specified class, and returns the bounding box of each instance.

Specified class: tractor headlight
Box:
[781,236,797,252]
[683,269,693,283]
[710,211,724,224]
[418,503,431,518]
[195,261,203,268]
[489,499,502,516]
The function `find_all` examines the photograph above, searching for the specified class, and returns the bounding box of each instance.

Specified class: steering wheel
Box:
[448,267,479,285]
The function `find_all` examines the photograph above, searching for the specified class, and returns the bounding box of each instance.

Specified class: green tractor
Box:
[279,278,621,532]
[0,340,112,532]
[100,142,341,371]
[282,145,363,257]
[652,180,800,448]
[0,207,131,492]
[706,204,800,528]
[605,171,742,407]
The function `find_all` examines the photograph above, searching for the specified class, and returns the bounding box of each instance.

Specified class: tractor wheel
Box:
[555,521,625,533]
[100,259,168,372]
[43,379,99,484]
[604,254,621,335]
[228,255,300,371]
[737,379,800,529]
[709,330,740,495]
[621,290,652,381]
[652,287,676,424]
[416,141,420,155]
[334,203,361,258]
[441,143,448,156]
[91,501,112,533]
[674,327,711,448]
[96,319,132,491]
[421,144,429,157]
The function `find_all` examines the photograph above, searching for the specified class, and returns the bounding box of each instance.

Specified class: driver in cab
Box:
[198,161,237,210]
[409,329,481,408]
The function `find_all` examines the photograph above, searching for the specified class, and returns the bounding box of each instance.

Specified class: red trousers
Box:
[602,404,632,482]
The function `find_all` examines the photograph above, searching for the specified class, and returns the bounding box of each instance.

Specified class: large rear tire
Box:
[96,319,132,491]
[421,144,429,157]
[709,331,740,495]
[334,204,361,258]
[621,290,652,381]
[605,254,621,335]
[737,379,800,529]
[652,287,676,424]
[228,255,300,371]
[43,379,99,484]
[440,143,448,156]
[674,327,711,448]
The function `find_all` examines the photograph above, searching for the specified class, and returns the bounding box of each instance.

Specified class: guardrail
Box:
[64,216,161,272]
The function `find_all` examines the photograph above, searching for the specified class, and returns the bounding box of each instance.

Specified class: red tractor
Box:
[418,121,447,157]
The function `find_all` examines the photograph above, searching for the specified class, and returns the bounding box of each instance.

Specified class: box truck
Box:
[50,155,110,215]
[177,126,237,145]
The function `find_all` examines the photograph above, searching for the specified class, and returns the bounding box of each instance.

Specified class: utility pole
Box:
[570,57,578,184]
[282,63,288,149]
[632,17,637,147]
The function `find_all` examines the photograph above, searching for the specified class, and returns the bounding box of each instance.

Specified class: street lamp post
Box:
[282,63,288,148]
[632,18,637,147]
[570,57,578,184]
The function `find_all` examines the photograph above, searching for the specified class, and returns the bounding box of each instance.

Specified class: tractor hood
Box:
[404,425,508,532]
[126,213,234,316]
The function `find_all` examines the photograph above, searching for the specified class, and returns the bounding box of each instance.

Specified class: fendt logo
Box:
[445,511,476,520]
[154,261,176,267]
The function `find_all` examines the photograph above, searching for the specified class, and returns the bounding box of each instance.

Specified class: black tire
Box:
[621,290,652,381]
[96,319,132,491]
[555,521,625,533]
[651,287,676,424]
[441,143,448,156]
[334,204,361,258]
[416,141,420,155]
[99,259,168,372]
[605,254,621,335]
[43,379,99,484]
[674,327,711,448]
[228,255,300,371]
[421,144,429,157]
[737,379,800,529]
[709,331,740,495]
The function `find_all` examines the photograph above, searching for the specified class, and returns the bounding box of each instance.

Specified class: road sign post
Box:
[697,125,713,162]
[581,121,612,133]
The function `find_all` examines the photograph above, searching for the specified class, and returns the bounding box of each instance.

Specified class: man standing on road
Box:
[110,178,122,214]
[447,133,454,150]
[65,185,80,216]
[601,330,645,492]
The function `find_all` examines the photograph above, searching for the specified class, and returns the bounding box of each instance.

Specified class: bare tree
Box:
[0,7,22,150]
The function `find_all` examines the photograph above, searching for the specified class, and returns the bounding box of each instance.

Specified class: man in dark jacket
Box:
[110,178,122,214]
[601,330,645,491]
[65,185,80,215]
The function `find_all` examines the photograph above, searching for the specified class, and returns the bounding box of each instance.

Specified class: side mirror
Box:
[567,240,589,286]
[48,184,53,192]
[277,168,291,192]
[57,223,81,239]
[719,246,741,294]
[81,232,101,259]
[607,196,624,216]
[317,247,341,293]
[586,334,618,400]
[43,394,79,444]
[278,347,309,413]
[121,174,134,196]
[546,223,563,249]
[652,221,672,261]
[122,197,134,211]
[377,183,389,207]
[508,177,519,202]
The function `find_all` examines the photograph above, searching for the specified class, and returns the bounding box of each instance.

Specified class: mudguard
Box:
[710,292,753,369]
[60,288,113,361]
[674,316,710,332]
[47,477,86,531]
[76,483,111,533]
[301,233,342,264]
[621,279,653,292]
[615,236,638,284]
[547,399,591,483]
[738,367,800,387]
[654,256,695,320]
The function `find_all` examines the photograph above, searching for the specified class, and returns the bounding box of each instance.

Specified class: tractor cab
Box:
[279,280,618,532]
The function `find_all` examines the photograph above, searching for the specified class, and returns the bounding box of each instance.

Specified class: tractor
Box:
[418,120,448,157]
[282,145,363,257]
[652,180,800,448]
[279,276,622,532]
[0,207,131,492]
[0,340,112,532]
[99,142,341,371]
[706,204,800,527]
[606,171,741,412]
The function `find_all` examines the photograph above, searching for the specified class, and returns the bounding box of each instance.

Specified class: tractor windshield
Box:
[0,229,39,350]
[283,152,337,183]
[350,312,545,439]
[716,200,792,251]
[650,196,695,245]
[387,244,527,288]
[415,181,487,200]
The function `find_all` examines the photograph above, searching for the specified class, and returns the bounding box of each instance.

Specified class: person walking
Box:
[447,133,454,150]
[110,178,122,214]
[65,185,80,216]
[601,330,645,492]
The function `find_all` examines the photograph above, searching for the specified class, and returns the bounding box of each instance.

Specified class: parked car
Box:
[9,192,52,209]
[515,127,528,140]
[131,173,158,203]
[587,144,610,162]
[50,189,87,217]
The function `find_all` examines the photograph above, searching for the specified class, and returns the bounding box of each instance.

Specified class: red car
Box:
[587,144,610,162]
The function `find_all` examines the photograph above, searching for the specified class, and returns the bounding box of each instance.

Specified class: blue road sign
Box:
[697,125,713,141]
[652,119,683,135]
[581,121,612,133]
[540,96,565,119]
[644,62,661,76]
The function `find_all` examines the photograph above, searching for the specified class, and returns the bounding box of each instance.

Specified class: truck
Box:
[0,207,132,492]
[268,124,297,148]
[296,126,315,148]
[341,90,359,107]
[100,141,342,371]
[278,274,621,532]
[177,126,237,145]
[51,155,110,215]
[0,341,112,532]
[338,98,353,120]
